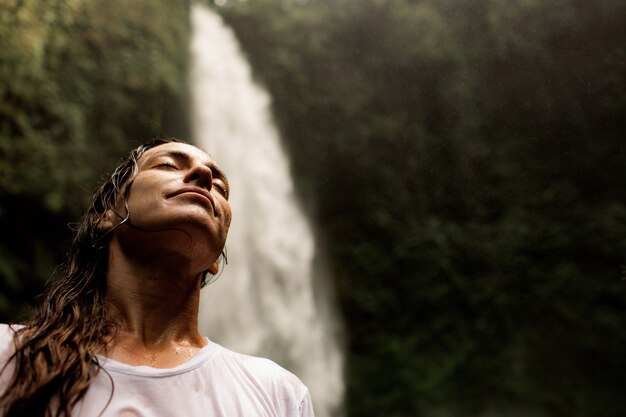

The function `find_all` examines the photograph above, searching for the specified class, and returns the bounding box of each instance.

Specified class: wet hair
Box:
[0,137,222,416]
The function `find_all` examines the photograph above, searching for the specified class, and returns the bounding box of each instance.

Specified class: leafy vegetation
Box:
[0,0,189,320]
[217,0,626,415]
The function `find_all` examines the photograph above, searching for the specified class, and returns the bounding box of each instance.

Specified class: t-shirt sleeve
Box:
[0,324,19,395]
[243,355,315,417]
[0,324,18,362]
[298,389,315,417]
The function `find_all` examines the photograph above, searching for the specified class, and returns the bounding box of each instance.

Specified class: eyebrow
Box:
[149,150,229,181]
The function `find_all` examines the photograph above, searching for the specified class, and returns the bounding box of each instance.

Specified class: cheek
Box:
[125,184,167,223]
[127,176,161,204]
[224,206,233,228]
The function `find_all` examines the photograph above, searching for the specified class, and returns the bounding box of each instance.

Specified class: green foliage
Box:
[218,0,626,415]
[0,0,189,321]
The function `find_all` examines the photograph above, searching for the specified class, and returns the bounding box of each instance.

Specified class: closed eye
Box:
[213,180,229,198]
[156,162,179,170]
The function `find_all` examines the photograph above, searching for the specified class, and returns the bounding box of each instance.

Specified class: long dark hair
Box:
[0,137,194,417]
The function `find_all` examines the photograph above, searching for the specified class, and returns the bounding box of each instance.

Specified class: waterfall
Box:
[190,4,343,417]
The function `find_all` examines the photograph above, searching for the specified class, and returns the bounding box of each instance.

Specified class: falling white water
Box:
[190,4,343,417]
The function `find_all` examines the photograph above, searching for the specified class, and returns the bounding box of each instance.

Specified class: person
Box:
[0,138,314,417]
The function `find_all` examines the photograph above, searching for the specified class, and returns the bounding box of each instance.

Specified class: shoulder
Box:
[214,344,305,389]
[209,343,312,415]
[0,324,20,384]
[0,324,19,354]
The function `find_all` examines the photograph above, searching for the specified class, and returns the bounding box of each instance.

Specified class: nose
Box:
[184,164,213,189]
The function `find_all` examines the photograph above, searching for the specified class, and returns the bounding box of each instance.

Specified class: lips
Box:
[168,187,216,213]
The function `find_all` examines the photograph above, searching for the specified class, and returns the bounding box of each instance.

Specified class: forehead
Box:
[140,142,214,165]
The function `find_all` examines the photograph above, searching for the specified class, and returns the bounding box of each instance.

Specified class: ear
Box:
[97,209,119,233]
[207,260,220,275]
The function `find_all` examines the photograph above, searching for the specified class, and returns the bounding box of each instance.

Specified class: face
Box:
[111,142,232,268]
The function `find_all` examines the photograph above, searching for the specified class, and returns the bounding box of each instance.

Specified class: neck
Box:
[102,237,208,367]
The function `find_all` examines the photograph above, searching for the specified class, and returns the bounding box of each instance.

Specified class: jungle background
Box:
[1,0,625,416]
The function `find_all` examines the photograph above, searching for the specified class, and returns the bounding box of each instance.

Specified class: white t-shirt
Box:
[0,324,314,417]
